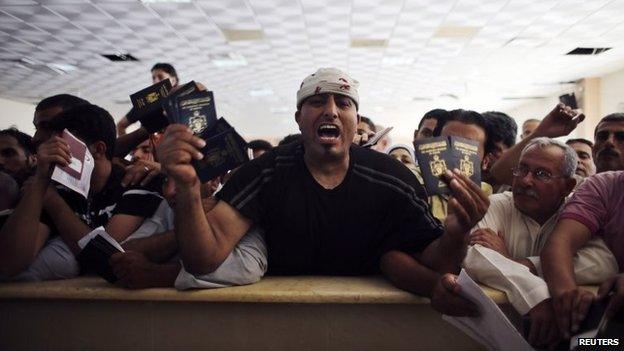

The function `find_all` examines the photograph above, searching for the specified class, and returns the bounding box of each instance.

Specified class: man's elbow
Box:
[182,256,226,276]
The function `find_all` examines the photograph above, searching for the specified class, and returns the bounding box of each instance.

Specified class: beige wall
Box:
[504,65,624,142]
[0,98,36,136]
[601,67,624,116]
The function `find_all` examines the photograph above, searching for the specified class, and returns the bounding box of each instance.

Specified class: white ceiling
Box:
[1,0,624,141]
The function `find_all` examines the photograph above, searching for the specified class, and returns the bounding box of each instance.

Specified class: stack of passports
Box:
[130,80,249,181]
[166,86,248,182]
[414,136,481,196]
[76,234,122,283]
[191,117,249,183]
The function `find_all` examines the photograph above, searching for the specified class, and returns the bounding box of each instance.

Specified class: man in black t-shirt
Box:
[158,68,489,304]
[0,104,162,280]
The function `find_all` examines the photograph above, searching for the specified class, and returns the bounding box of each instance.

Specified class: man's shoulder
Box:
[351,145,425,197]
[351,145,412,175]
[572,171,624,201]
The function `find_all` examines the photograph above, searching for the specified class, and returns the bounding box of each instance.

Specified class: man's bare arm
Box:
[174,183,251,275]
[42,189,92,254]
[490,103,584,186]
[541,218,593,337]
[0,178,50,276]
[381,250,440,297]
[158,124,253,275]
[122,230,177,263]
[0,136,71,275]
[419,169,490,273]
[114,127,149,158]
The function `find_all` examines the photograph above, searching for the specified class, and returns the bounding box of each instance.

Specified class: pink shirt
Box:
[560,171,624,269]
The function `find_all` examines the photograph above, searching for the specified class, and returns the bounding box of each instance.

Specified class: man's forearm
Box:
[0,178,48,275]
[381,250,440,297]
[174,182,223,275]
[489,129,548,186]
[43,195,92,254]
[419,234,466,274]
[123,231,177,263]
[115,127,149,157]
[541,237,577,294]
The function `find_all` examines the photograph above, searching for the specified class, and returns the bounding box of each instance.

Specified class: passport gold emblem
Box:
[146,92,159,103]
[430,155,447,177]
[459,155,474,177]
[189,110,208,134]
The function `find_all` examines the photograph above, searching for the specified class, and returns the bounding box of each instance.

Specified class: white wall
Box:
[0,98,36,136]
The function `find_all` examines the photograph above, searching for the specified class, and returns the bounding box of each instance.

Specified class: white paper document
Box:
[77,226,125,252]
[51,129,94,198]
[442,269,533,351]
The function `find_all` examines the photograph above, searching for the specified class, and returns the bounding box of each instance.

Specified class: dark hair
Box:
[359,115,376,133]
[566,138,594,149]
[0,128,35,155]
[482,111,517,148]
[434,109,492,154]
[35,94,90,112]
[50,104,116,160]
[418,109,450,130]
[594,113,624,135]
[151,63,178,81]
[278,133,302,146]
[248,139,273,152]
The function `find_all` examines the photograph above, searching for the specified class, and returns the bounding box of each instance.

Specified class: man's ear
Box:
[27,154,37,168]
[90,141,108,160]
[294,110,302,132]
[481,153,493,171]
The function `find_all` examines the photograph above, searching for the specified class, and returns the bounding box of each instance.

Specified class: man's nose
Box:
[322,96,338,118]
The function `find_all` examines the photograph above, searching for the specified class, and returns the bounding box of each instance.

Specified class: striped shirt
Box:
[218,142,443,275]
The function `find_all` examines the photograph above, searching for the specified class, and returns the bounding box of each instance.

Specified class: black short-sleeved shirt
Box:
[40,164,164,236]
[217,142,443,275]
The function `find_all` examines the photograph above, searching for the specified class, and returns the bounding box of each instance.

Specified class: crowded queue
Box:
[0,65,623,348]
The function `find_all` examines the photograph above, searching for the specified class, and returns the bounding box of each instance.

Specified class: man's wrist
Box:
[175,178,201,199]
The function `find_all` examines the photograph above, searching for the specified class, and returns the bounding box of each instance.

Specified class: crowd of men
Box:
[0,64,623,348]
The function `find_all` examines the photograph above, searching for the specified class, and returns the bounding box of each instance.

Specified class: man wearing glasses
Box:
[460,138,618,348]
[541,113,624,341]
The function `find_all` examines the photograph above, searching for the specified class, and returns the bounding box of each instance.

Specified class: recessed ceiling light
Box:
[47,63,78,74]
[101,53,139,62]
[434,26,480,38]
[566,47,611,55]
[210,53,247,68]
[222,29,264,42]
[350,39,388,48]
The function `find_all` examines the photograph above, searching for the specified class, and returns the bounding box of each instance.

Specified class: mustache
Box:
[514,187,539,199]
